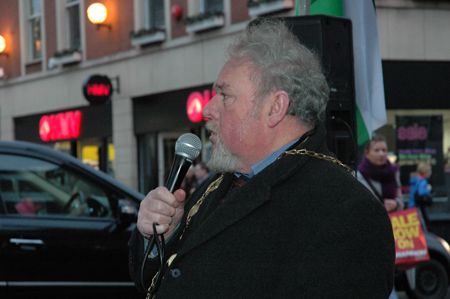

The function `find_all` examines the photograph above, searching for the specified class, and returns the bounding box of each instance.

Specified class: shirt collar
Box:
[234,138,299,179]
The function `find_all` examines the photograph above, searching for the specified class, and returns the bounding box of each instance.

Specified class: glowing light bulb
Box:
[87,3,108,25]
[0,35,6,54]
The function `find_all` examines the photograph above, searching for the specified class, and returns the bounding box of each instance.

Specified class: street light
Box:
[0,34,8,56]
[87,3,111,30]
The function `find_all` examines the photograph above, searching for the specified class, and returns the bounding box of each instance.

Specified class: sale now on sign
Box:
[389,208,429,266]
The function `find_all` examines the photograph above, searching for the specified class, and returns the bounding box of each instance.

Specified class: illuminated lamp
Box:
[87,2,111,30]
[186,91,205,123]
[0,34,8,56]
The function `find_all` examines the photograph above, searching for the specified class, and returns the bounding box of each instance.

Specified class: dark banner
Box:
[396,115,444,191]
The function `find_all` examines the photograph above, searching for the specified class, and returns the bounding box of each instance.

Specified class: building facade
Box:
[0,0,449,194]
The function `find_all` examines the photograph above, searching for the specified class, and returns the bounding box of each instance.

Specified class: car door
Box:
[0,152,138,296]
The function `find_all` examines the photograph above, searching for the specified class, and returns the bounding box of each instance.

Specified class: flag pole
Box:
[296,0,310,16]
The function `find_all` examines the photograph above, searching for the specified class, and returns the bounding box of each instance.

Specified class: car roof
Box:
[0,140,144,201]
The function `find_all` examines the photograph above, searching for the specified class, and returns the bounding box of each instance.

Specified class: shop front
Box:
[381,60,450,198]
[133,84,214,193]
[14,102,114,175]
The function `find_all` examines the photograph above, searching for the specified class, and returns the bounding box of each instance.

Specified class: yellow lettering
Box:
[398,239,414,249]
[393,227,419,240]
[391,216,402,228]
[407,213,419,226]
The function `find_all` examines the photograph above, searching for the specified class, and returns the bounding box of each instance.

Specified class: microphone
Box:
[165,133,202,192]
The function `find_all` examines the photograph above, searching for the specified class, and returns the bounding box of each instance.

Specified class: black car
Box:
[0,140,144,298]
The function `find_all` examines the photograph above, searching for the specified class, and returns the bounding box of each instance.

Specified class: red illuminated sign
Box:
[82,74,113,104]
[186,89,215,123]
[86,83,111,97]
[39,110,82,142]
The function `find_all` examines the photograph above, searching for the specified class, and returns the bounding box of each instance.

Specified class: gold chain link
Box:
[282,149,353,173]
[181,174,224,239]
[146,271,160,299]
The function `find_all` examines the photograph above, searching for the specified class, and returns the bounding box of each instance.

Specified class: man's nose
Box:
[203,94,218,120]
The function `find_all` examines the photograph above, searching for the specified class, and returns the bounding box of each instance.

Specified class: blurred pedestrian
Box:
[409,162,433,225]
[193,162,210,189]
[357,134,404,212]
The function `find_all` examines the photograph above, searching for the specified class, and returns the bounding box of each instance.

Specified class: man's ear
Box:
[267,91,290,128]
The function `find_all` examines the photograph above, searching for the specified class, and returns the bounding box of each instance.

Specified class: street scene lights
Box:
[87,2,111,30]
[0,34,7,56]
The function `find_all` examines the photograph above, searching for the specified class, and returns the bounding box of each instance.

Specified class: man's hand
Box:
[137,187,186,239]
[384,198,398,212]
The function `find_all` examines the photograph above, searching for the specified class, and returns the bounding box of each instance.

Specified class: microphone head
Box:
[175,133,202,161]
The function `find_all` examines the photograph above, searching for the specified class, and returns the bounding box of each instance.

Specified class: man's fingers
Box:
[173,189,187,205]
[138,224,169,238]
[137,186,186,238]
[151,187,185,208]
[149,198,176,217]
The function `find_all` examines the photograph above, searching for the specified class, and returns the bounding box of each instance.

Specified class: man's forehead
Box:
[213,60,250,91]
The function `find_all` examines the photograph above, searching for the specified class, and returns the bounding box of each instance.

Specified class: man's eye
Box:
[221,93,229,100]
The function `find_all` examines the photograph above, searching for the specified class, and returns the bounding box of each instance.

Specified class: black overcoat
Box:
[129,127,395,298]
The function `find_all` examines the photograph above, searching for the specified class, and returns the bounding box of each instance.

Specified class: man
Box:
[129,18,395,298]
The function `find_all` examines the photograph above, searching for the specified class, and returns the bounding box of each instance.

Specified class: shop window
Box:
[144,0,165,30]
[78,138,115,176]
[65,0,81,50]
[26,0,42,61]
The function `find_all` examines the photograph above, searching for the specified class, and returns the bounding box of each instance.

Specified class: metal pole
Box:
[296,0,310,16]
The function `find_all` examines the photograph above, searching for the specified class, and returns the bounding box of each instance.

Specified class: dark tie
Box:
[232,175,249,188]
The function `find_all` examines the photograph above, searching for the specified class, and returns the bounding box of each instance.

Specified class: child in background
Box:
[409,162,433,225]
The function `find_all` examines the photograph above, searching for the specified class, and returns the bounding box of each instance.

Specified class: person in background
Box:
[409,162,433,225]
[357,134,404,212]
[357,134,403,299]
[129,18,395,298]
[193,162,210,189]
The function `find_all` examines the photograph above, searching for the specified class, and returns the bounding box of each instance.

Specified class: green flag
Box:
[310,0,343,16]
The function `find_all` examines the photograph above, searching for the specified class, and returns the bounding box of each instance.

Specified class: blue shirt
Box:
[408,176,431,207]
[235,138,299,179]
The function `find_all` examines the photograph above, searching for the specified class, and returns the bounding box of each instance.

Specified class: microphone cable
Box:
[140,223,166,294]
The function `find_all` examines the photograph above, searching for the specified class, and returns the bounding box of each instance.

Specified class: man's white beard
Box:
[207,136,241,173]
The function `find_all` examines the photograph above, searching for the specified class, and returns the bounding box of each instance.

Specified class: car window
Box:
[0,153,113,218]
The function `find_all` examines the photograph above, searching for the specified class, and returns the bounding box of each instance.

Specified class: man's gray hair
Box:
[227,18,329,126]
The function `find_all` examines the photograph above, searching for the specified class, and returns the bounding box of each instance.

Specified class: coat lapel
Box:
[177,174,272,258]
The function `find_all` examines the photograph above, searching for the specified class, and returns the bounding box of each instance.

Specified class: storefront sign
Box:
[39,110,83,142]
[396,115,444,189]
[83,74,113,104]
[186,89,215,123]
